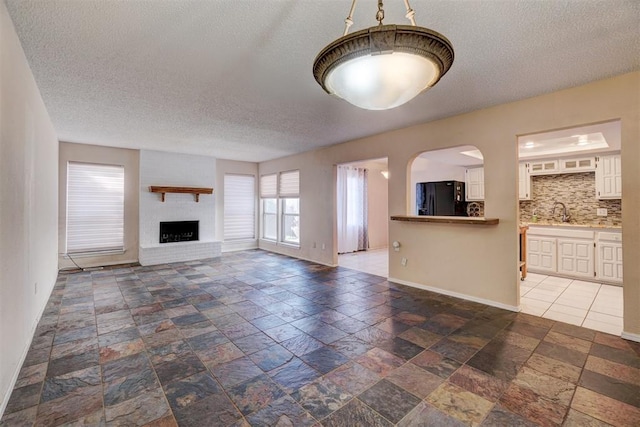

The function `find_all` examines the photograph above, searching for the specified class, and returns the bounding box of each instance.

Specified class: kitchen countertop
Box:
[521,222,621,229]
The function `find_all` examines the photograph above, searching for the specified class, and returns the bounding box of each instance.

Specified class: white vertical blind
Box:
[66,162,124,254]
[279,170,299,196]
[224,174,255,241]
[260,174,277,197]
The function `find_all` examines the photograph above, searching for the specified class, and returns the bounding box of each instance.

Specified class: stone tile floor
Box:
[2,249,640,426]
[340,249,625,336]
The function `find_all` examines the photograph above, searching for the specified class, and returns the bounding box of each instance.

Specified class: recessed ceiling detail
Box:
[420,121,620,167]
[519,132,609,158]
[460,149,483,160]
[517,121,620,160]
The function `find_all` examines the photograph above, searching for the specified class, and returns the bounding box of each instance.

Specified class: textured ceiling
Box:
[6,0,640,162]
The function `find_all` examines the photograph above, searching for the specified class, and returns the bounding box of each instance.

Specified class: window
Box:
[279,171,300,244]
[66,162,124,255]
[260,171,300,245]
[282,198,299,244]
[260,174,278,241]
[224,174,255,241]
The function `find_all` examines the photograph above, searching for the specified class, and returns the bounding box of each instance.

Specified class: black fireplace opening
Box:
[160,221,199,244]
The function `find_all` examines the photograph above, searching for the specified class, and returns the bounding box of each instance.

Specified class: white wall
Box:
[351,161,389,250]
[366,165,389,250]
[215,159,259,252]
[0,2,59,415]
[58,142,139,269]
[139,150,220,264]
[410,157,466,215]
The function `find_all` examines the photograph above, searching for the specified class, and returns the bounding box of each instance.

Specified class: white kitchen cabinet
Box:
[597,232,623,283]
[560,157,596,173]
[527,227,604,280]
[519,163,531,200]
[527,235,556,273]
[595,154,622,199]
[529,160,559,175]
[557,238,594,278]
[465,167,484,201]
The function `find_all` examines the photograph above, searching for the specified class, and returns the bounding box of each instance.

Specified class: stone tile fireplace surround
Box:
[139,150,221,266]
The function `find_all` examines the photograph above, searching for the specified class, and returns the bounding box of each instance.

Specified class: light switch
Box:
[597,208,607,217]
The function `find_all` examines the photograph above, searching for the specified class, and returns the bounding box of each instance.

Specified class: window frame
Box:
[66,161,125,256]
[223,173,256,241]
[259,170,300,247]
[261,197,278,241]
[280,197,300,245]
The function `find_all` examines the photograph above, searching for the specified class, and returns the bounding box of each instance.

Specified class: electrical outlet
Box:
[321,243,326,250]
[597,208,607,217]
[401,257,407,266]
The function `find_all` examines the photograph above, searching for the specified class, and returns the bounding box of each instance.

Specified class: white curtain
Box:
[337,166,369,254]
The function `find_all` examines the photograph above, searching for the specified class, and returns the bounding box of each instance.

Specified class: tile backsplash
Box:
[519,172,621,226]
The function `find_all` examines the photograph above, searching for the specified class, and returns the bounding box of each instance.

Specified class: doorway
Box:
[336,158,389,276]
[517,121,623,335]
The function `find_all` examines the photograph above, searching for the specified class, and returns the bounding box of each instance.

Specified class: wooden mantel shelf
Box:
[149,186,213,202]
[390,215,499,225]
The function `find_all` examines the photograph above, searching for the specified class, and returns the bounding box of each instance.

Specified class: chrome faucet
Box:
[552,202,571,223]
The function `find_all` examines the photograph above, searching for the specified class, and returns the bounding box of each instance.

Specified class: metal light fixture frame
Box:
[313,0,454,107]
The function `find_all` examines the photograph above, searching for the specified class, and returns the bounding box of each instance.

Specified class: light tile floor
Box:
[520,272,624,336]
[338,248,388,277]
[339,250,624,336]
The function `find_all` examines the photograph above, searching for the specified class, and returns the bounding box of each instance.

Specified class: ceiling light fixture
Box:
[313,0,454,110]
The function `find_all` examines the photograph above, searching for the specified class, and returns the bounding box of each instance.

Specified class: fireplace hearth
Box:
[160,221,199,244]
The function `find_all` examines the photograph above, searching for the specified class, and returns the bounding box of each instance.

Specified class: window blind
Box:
[260,174,277,197]
[66,162,124,254]
[279,170,299,196]
[224,174,255,241]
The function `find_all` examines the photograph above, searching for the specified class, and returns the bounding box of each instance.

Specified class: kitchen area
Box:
[411,121,624,335]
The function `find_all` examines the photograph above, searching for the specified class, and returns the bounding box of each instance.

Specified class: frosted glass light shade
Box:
[313,25,454,110]
[325,52,439,110]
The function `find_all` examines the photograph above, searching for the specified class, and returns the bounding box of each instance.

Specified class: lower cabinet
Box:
[527,227,621,283]
[557,238,594,278]
[597,233,623,283]
[527,236,556,273]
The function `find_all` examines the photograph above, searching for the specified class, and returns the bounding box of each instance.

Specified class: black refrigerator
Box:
[416,181,467,216]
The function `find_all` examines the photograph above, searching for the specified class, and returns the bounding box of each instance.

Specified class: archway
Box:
[409,145,484,217]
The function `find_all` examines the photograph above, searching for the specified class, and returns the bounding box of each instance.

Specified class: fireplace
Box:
[159,221,199,244]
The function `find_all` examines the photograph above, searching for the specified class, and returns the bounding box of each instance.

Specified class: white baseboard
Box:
[621,331,640,343]
[0,287,50,418]
[222,240,258,253]
[285,252,337,268]
[388,277,520,312]
[259,247,337,268]
[298,256,337,268]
